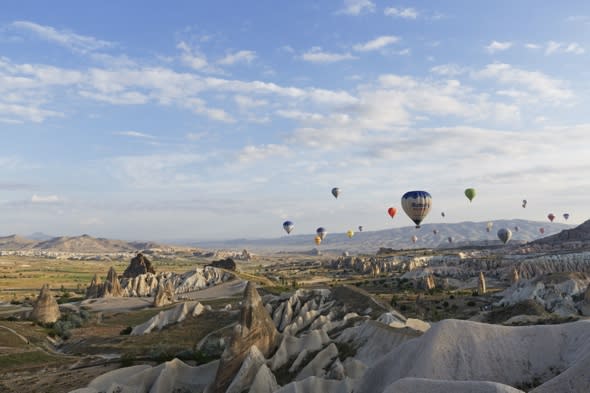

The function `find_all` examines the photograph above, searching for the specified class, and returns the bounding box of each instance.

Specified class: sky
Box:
[1,0,589,241]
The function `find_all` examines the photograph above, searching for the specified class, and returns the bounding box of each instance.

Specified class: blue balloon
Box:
[401,191,432,228]
[283,221,294,234]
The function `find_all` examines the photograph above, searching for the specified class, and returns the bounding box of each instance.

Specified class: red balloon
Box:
[539,227,545,234]
[387,207,397,218]
[547,213,555,222]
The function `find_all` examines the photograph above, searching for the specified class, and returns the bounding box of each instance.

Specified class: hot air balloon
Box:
[401,191,432,228]
[563,213,570,221]
[547,213,555,222]
[331,187,340,199]
[433,229,439,235]
[282,220,294,234]
[497,228,512,244]
[316,227,327,240]
[522,199,527,208]
[387,207,397,219]
[486,222,494,233]
[514,226,519,232]
[412,235,418,243]
[441,212,446,218]
[448,236,453,243]
[314,235,322,246]
[358,225,363,232]
[539,227,545,235]
[464,188,476,202]
[346,230,354,239]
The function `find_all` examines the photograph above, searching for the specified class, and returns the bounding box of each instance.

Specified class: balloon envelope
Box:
[448,236,453,243]
[433,229,438,235]
[497,228,512,244]
[331,187,340,199]
[548,213,555,222]
[441,212,445,218]
[401,191,432,228]
[314,236,322,245]
[387,207,397,218]
[514,226,519,232]
[412,235,418,243]
[563,213,570,221]
[486,222,493,233]
[464,188,476,202]
[282,220,294,234]
[539,227,545,234]
[358,225,363,232]
[316,227,327,240]
[346,230,354,238]
[522,199,527,208]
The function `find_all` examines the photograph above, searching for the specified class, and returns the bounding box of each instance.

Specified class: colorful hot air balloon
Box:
[486,222,494,233]
[316,227,327,240]
[464,188,476,202]
[547,213,555,222]
[497,228,512,244]
[358,225,363,232]
[331,187,340,199]
[563,213,570,221]
[441,212,445,218]
[412,235,418,243]
[522,199,527,208]
[314,235,322,245]
[433,229,439,235]
[514,226,519,232]
[387,207,397,219]
[346,229,354,238]
[282,220,294,234]
[401,191,432,228]
[539,227,545,235]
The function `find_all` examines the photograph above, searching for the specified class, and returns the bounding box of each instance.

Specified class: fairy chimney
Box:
[478,272,487,295]
[30,284,60,324]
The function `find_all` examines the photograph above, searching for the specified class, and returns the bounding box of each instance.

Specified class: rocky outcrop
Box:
[85,274,101,299]
[511,268,520,284]
[208,257,237,271]
[424,275,435,290]
[478,272,487,295]
[30,284,60,324]
[123,252,155,278]
[210,282,280,393]
[153,281,175,307]
[131,301,205,335]
[98,267,123,297]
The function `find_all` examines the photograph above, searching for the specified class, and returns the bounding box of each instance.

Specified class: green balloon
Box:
[464,188,476,202]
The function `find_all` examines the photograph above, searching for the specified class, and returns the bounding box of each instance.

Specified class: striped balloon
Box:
[401,191,432,228]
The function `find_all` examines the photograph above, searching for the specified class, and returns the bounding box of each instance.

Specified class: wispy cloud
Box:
[11,21,113,53]
[32,194,61,203]
[384,7,418,19]
[545,41,584,55]
[430,64,467,76]
[353,36,400,52]
[177,41,222,73]
[338,0,375,15]
[218,50,256,65]
[302,47,357,63]
[237,144,291,163]
[525,43,541,49]
[485,41,512,53]
[113,131,156,139]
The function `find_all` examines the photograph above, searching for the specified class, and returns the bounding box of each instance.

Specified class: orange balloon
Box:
[314,235,322,245]
[387,207,397,218]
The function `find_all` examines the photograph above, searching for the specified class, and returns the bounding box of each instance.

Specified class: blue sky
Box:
[1,0,589,241]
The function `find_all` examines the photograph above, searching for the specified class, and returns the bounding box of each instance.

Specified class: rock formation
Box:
[30,284,60,324]
[99,266,123,297]
[478,272,487,295]
[153,281,175,307]
[123,252,155,278]
[85,273,101,298]
[208,257,237,271]
[585,284,590,303]
[210,281,279,393]
[241,249,252,261]
[424,275,435,291]
[510,268,520,284]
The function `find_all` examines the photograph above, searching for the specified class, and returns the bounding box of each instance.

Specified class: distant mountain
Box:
[195,219,572,254]
[0,234,169,253]
[26,232,53,241]
[530,219,590,246]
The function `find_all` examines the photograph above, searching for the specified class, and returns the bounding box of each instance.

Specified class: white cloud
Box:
[353,36,400,52]
[177,41,222,73]
[186,132,208,141]
[0,102,64,123]
[238,144,291,163]
[525,43,541,49]
[218,50,256,65]
[32,194,60,203]
[338,0,375,15]
[384,7,418,19]
[12,21,112,53]
[485,41,512,53]
[234,95,267,110]
[545,41,585,55]
[430,64,467,76]
[113,131,155,139]
[302,47,357,63]
[473,63,573,102]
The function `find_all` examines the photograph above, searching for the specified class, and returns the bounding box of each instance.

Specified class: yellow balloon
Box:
[314,235,322,245]
[346,230,354,238]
